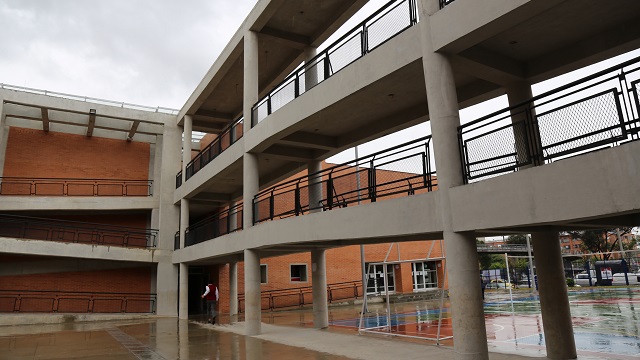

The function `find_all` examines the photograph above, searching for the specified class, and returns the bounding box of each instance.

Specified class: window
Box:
[260,264,268,284]
[412,261,438,291]
[290,264,308,282]
[365,264,395,295]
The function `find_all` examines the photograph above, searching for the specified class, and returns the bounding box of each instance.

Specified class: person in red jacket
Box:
[201,282,219,324]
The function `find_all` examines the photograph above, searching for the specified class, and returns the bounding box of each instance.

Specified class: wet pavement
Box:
[0,287,638,359]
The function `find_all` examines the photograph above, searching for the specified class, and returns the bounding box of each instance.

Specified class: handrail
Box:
[184,203,243,247]
[184,115,244,181]
[458,54,640,183]
[0,177,153,196]
[253,136,435,224]
[0,213,158,248]
[238,280,362,312]
[251,0,418,127]
[0,289,157,313]
[0,83,178,115]
[176,171,183,189]
[439,0,456,8]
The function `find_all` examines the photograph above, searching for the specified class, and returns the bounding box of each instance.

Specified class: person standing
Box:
[201,282,219,324]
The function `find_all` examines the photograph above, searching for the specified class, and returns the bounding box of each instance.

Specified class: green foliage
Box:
[477,239,493,270]
[566,277,575,287]
[569,227,633,260]
[506,234,528,245]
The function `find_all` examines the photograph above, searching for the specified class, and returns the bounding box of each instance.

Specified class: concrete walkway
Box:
[209,322,541,360]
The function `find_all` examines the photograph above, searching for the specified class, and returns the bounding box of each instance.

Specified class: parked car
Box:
[574,272,596,286]
[612,273,640,286]
[485,279,513,289]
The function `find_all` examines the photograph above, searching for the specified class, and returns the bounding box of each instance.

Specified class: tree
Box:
[476,239,493,270]
[569,227,633,260]
[506,234,527,245]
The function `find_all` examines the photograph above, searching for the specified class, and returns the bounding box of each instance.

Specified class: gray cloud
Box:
[0,0,257,109]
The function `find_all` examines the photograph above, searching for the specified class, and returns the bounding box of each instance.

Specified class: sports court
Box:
[326,287,640,359]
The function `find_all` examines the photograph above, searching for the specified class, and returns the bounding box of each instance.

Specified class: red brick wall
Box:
[3,127,150,180]
[0,266,152,313]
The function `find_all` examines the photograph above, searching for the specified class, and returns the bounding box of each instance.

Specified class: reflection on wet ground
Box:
[323,287,640,359]
[0,287,638,359]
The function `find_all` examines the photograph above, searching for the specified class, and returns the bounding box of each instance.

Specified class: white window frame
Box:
[260,264,268,284]
[289,263,308,283]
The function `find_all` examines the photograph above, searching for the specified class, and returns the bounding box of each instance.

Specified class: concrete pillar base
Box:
[532,231,577,359]
[311,249,329,329]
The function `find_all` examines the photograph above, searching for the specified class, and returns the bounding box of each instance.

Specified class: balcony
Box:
[0,214,158,248]
[0,290,156,314]
[251,0,419,127]
[253,136,435,224]
[458,54,640,183]
[183,204,243,247]
[0,177,153,196]
[178,116,244,188]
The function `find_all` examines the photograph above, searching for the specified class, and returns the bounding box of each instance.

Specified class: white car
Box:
[612,273,640,286]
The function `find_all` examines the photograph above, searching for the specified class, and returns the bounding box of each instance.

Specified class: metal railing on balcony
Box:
[0,83,178,115]
[238,280,363,312]
[458,55,640,183]
[251,0,418,127]
[176,171,183,189]
[253,136,435,224]
[0,290,156,314]
[184,203,243,247]
[184,116,244,182]
[0,177,153,196]
[439,0,456,8]
[0,214,158,248]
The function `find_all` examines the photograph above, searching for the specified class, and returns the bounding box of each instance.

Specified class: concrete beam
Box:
[127,121,140,141]
[41,107,50,132]
[263,144,316,162]
[86,109,96,137]
[260,26,310,49]
[0,237,170,263]
[280,132,337,151]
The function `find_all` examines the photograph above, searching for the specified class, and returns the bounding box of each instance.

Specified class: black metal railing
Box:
[439,0,456,8]
[176,170,183,189]
[251,0,418,127]
[0,290,156,314]
[0,177,153,196]
[185,203,243,247]
[253,136,435,224]
[0,214,158,248]
[458,55,640,183]
[238,280,363,312]
[184,116,244,181]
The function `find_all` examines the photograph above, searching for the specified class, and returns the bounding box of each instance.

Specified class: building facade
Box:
[3,1,640,360]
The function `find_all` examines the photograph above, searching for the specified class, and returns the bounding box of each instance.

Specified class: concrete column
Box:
[244,30,259,132]
[308,160,323,213]
[442,232,487,358]
[506,81,537,166]
[311,249,329,329]
[182,115,192,182]
[156,263,179,316]
[180,198,189,248]
[229,200,238,232]
[244,249,261,335]
[418,1,488,359]
[0,100,7,178]
[149,140,160,232]
[179,263,189,319]
[229,261,239,319]
[155,120,181,315]
[243,152,259,228]
[531,231,577,359]
[304,47,318,91]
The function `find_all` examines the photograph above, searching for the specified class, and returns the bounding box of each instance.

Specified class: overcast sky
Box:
[0,0,390,111]
[0,0,259,110]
